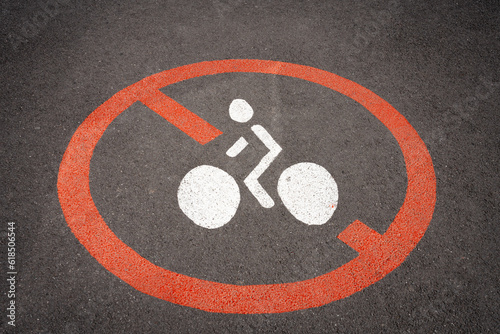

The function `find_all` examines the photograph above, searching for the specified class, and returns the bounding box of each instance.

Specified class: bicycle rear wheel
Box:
[277,162,338,225]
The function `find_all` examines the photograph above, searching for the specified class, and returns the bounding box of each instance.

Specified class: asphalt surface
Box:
[1,0,499,333]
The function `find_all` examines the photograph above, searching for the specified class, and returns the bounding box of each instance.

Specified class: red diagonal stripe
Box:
[139,89,222,145]
[337,220,383,253]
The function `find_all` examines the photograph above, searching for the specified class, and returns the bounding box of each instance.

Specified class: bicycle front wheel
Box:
[178,165,240,229]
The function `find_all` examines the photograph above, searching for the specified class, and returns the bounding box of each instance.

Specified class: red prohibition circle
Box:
[58,59,436,314]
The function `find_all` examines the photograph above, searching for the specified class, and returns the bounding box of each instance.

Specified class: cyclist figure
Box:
[178,98,338,229]
[225,99,282,208]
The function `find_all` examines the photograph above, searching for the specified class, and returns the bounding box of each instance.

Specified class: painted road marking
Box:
[200,98,336,225]
[243,124,282,208]
[226,137,249,157]
[178,165,240,229]
[140,88,222,145]
[277,162,338,225]
[229,98,254,123]
[58,59,436,314]
[227,97,283,208]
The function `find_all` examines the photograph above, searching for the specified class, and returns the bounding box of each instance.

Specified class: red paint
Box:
[139,88,222,145]
[58,59,436,313]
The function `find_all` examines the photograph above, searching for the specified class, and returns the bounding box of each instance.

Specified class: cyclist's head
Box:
[229,99,254,123]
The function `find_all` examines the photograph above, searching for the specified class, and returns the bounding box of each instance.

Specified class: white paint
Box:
[229,99,254,123]
[226,137,249,157]
[178,165,240,229]
[277,162,338,225]
[243,125,282,208]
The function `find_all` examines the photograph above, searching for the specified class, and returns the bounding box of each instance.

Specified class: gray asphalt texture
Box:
[1,0,499,333]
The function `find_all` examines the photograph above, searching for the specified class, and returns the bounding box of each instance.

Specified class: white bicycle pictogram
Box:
[177,99,339,229]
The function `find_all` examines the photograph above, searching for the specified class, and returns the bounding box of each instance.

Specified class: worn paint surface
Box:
[58,59,436,313]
